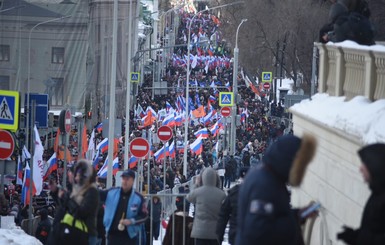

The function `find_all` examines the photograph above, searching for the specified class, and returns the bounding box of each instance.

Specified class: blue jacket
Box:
[103,188,147,239]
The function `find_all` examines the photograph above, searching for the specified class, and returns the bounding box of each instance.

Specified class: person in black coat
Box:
[337,143,385,245]
[146,196,162,241]
[35,208,51,245]
[216,167,249,245]
[235,134,317,245]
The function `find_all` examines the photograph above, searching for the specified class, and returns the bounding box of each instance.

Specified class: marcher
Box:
[146,196,162,241]
[216,167,249,245]
[101,169,148,245]
[337,143,385,244]
[235,134,317,245]
[163,195,194,245]
[64,160,100,245]
[35,208,51,245]
[187,167,226,245]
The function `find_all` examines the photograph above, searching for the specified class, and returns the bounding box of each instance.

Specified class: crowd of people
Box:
[1,4,293,245]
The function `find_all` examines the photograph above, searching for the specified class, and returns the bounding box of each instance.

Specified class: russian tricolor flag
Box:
[175,113,184,126]
[97,138,109,154]
[194,128,209,139]
[22,162,36,206]
[44,153,58,180]
[168,141,176,158]
[209,95,216,103]
[166,101,173,112]
[154,146,166,162]
[190,137,203,155]
[162,114,176,127]
[129,155,139,169]
[97,157,119,178]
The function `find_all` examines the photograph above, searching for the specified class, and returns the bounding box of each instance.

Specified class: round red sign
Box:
[157,126,173,142]
[0,130,15,160]
[65,110,71,133]
[129,137,150,158]
[221,107,231,117]
[263,82,271,90]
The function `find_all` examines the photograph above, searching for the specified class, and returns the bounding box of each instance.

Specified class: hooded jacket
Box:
[339,143,385,245]
[186,167,226,239]
[235,135,316,245]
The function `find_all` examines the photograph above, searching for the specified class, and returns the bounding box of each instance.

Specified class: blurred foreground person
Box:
[337,143,385,245]
[235,134,317,245]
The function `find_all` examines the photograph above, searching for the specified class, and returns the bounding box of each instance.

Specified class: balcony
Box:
[315,41,385,101]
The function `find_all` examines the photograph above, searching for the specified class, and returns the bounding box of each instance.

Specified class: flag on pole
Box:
[16,156,23,185]
[97,138,109,154]
[154,146,166,161]
[44,153,58,180]
[33,125,44,195]
[21,162,35,206]
[194,128,209,139]
[169,141,176,158]
[129,155,139,169]
[190,137,203,155]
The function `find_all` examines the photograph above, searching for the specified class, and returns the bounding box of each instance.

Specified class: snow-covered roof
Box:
[290,93,385,144]
[325,40,385,52]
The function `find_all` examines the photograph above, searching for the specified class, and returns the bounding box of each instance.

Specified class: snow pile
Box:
[326,40,385,52]
[290,93,385,144]
[0,227,42,245]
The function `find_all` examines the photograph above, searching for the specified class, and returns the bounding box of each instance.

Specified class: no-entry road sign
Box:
[221,107,231,117]
[0,130,15,160]
[157,126,173,142]
[129,137,150,158]
[263,82,271,90]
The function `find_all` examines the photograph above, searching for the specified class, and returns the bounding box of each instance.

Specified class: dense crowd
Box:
[1,5,291,245]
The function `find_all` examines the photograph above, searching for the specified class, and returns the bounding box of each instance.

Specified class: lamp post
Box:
[27,15,71,149]
[230,18,247,156]
[26,14,70,235]
[182,1,244,177]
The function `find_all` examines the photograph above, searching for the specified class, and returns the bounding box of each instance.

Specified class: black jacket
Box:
[36,218,52,245]
[216,184,240,244]
[338,144,385,244]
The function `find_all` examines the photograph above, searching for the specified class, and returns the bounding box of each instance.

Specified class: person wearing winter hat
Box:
[216,167,249,245]
[235,134,317,245]
[337,143,385,244]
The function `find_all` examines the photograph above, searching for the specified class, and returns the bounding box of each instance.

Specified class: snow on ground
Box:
[290,93,385,144]
[0,227,42,245]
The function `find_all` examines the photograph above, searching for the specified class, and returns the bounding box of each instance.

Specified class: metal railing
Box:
[315,42,385,101]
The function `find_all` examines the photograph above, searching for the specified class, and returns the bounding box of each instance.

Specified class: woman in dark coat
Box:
[337,143,385,245]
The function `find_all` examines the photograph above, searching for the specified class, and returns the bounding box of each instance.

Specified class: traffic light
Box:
[87,111,92,119]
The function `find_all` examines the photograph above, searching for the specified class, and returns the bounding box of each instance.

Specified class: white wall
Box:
[291,112,370,245]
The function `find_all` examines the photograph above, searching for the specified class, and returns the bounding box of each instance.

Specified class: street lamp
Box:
[26,14,70,235]
[26,15,71,149]
[182,1,244,177]
[230,18,247,156]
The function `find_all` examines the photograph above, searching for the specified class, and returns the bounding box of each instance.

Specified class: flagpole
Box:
[28,101,36,235]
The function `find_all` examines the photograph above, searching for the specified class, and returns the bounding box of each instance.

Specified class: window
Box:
[50,77,64,106]
[0,45,10,61]
[0,76,10,90]
[51,47,65,64]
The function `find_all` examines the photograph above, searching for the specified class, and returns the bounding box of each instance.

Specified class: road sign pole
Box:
[0,161,5,198]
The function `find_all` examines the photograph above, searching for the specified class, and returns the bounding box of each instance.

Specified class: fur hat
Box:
[263,134,317,186]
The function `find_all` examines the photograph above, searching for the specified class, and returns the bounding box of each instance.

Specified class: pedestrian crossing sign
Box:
[262,72,272,83]
[0,90,19,132]
[130,72,140,83]
[219,92,234,107]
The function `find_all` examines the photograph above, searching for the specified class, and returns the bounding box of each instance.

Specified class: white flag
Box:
[33,125,44,195]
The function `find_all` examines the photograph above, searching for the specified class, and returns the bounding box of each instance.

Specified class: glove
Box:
[337,226,357,244]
